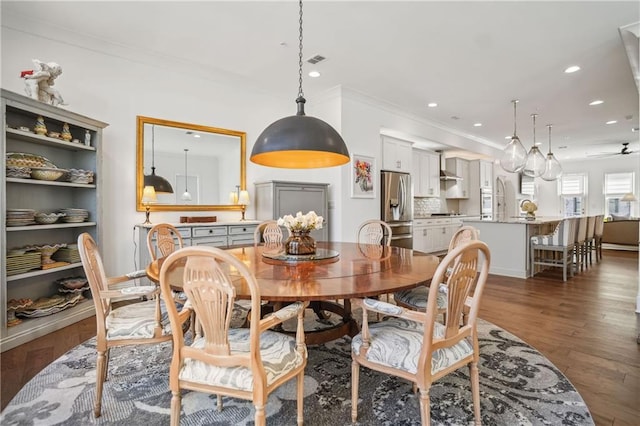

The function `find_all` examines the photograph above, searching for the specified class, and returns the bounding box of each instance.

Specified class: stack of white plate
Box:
[59,208,89,223]
[66,168,94,184]
[56,276,89,295]
[6,209,36,226]
[6,250,41,275]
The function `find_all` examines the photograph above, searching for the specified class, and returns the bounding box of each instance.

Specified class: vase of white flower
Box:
[278,211,323,255]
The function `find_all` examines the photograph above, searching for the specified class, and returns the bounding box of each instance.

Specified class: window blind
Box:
[560,174,585,195]
[604,172,634,195]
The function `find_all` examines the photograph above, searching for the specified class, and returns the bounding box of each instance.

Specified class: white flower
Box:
[277,211,323,232]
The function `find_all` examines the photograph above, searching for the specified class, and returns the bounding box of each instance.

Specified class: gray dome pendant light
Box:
[250,0,350,168]
[541,124,563,181]
[143,124,174,194]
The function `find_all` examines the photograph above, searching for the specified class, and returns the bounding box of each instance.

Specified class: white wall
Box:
[535,156,640,216]
[1,26,296,275]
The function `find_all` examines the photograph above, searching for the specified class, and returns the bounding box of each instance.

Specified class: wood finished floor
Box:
[1,250,638,425]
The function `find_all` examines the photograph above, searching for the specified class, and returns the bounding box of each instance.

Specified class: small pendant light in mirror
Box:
[181,148,192,201]
[143,124,174,194]
[541,124,563,181]
[522,113,546,178]
[250,0,350,168]
[500,100,527,173]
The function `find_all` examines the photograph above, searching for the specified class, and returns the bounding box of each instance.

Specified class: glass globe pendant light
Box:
[500,99,527,173]
[522,113,546,178]
[541,124,563,181]
[250,0,350,168]
[181,148,192,201]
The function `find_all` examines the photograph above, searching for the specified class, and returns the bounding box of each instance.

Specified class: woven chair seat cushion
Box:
[179,328,305,392]
[106,299,171,340]
[394,285,448,311]
[352,317,473,375]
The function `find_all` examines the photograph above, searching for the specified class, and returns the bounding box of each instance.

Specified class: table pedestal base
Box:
[253,300,359,345]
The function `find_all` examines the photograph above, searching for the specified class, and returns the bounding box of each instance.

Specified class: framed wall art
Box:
[351,154,376,198]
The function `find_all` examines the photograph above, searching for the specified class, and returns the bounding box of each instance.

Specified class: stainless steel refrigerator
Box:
[380,170,413,248]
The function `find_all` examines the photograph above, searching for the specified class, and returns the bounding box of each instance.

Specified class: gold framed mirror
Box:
[136,116,246,212]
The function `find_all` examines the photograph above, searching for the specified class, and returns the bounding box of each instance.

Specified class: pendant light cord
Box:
[531,113,537,145]
[184,149,188,192]
[512,100,518,136]
[151,124,156,170]
[547,124,552,154]
[298,0,304,99]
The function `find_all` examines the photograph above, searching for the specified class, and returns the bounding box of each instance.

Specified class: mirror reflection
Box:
[136,116,246,212]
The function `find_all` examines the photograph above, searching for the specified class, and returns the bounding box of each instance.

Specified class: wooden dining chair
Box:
[584,215,597,267]
[351,240,491,426]
[357,219,392,246]
[158,246,308,426]
[253,220,285,245]
[394,225,479,316]
[147,223,184,261]
[77,232,178,418]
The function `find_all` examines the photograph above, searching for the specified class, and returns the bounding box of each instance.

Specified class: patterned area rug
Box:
[1,307,593,426]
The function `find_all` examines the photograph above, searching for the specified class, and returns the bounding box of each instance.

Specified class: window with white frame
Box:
[558,173,586,217]
[604,172,635,218]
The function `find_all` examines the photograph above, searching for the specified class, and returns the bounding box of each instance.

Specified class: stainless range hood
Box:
[437,151,462,181]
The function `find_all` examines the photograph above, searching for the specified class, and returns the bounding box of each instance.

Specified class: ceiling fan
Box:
[588,142,635,158]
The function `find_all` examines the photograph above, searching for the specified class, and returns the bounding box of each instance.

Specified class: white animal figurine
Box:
[21,59,65,106]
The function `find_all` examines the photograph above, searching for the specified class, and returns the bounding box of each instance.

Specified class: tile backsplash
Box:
[414,197,441,216]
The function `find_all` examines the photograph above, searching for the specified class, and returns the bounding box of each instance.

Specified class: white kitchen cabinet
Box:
[479,160,493,189]
[382,136,412,173]
[445,158,470,199]
[412,218,462,253]
[1,89,107,352]
[412,149,440,197]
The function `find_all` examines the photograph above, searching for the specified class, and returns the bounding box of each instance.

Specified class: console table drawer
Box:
[228,224,257,236]
[191,236,228,247]
[193,227,228,238]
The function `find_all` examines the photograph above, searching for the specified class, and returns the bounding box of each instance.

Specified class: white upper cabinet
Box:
[412,149,440,197]
[479,160,493,189]
[382,136,412,173]
[445,158,470,199]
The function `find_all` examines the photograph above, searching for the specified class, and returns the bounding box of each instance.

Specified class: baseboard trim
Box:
[602,243,638,252]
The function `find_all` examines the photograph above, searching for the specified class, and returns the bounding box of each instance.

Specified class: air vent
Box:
[306,55,326,64]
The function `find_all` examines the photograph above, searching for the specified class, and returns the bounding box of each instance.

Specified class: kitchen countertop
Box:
[463,217,562,225]
[414,214,472,219]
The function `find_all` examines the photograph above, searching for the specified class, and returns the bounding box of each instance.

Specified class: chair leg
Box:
[562,248,567,281]
[351,360,359,423]
[170,390,181,426]
[103,348,110,382]
[217,394,223,411]
[419,387,431,426]
[297,371,304,426]
[469,362,481,426]
[94,350,106,417]
[254,404,266,426]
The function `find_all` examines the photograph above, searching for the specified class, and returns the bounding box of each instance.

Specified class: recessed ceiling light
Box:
[505,136,512,140]
[589,100,604,106]
[632,127,639,132]
[473,123,482,127]
[427,102,438,108]
[534,142,542,146]
[606,120,617,125]
[193,134,201,138]
[308,70,320,78]
[558,145,568,149]
[564,65,581,73]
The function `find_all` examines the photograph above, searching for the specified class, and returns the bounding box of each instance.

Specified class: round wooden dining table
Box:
[146,241,440,344]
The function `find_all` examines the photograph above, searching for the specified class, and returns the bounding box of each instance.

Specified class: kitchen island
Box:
[463,217,562,278]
